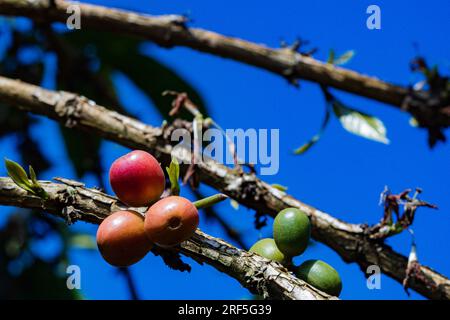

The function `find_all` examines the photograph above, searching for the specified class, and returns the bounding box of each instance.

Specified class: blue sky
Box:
[0,0,449,299]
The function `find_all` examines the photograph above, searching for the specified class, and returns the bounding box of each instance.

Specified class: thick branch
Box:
[0,177,334,300]
[0,0,449,128]
[0,76,448,299]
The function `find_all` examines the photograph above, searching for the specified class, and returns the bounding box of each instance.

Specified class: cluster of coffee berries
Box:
[249,208,342,296]
[96,150,199,267]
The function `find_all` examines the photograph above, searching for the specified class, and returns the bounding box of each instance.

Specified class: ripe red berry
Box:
[109,150,165,207]
[96,210,153,267]
[144,196,199,247]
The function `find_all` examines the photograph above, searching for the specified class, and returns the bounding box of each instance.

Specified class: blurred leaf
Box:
[62,30,208,119]
[53,33,125,180]
[0,105,32,137]
[60,127,102,179]
[413,80,426,91]
[5,259,82,299]
[166,157,180,196]
[18,134,51,173]
[58,30,208,178]
[332,101,389,144]
[230,199,239,210]
[0,211,83,299]
[409,117,419,127]
[0,27,80,299]
[424,65,439,82]
[113,52,207,119]
[271,184,288,192]
[334,50,355,66]
[294,107,331,155]
[0,32,46,166]
[69,233,97,250]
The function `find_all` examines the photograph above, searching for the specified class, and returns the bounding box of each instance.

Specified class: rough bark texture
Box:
[0,0,449,128]
[0,76,448,299]
[0,177,335,300]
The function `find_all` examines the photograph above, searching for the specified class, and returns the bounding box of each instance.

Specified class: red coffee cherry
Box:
[109,150,165,207]
[96,210,153,267]
[144,196,199,247]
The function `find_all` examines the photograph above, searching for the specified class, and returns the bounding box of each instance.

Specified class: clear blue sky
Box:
[0,0,449,299]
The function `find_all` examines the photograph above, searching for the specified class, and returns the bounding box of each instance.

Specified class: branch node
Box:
[53,93,88,128]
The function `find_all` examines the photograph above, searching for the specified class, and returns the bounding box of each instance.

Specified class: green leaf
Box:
[69,234,97,250]
[334,50,355,66]
[4,159,48,199]
[29,165,38,185]
[271,184,288,192]
[294,107,331,155]
[166,157,180,196]
[4,158,34,193]
[332,101,389,144]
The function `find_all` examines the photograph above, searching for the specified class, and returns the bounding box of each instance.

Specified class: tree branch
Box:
[0,76,448,299]
[0,0,449,129]
[0,177,335,300]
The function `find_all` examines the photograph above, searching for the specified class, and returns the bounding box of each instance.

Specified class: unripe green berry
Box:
[273,208,311,257]
[295,259,342,297]
[249,238,290,265]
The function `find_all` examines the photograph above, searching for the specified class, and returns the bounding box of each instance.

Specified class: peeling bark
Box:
[0,76,448,299]
[0,177,335,300]
[0,0,449,128]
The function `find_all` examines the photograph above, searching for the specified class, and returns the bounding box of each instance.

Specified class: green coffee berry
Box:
[273,208,311,257]
[295,259,342,297]
[249,238,290,265]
